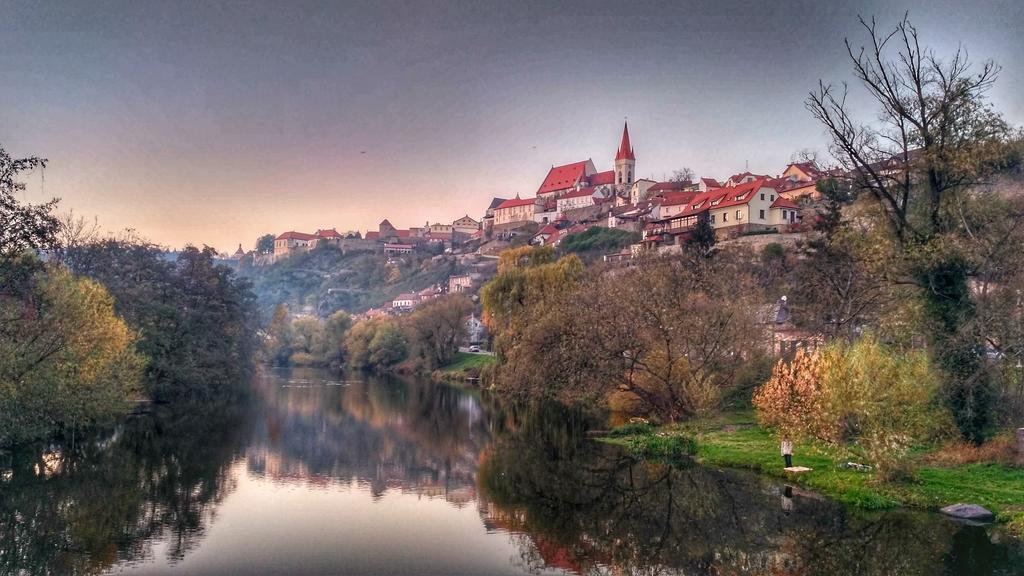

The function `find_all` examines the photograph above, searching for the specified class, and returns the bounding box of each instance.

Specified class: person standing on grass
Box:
[781,436,793,468]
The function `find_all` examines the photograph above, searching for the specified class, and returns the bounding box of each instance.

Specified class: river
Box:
[1,367,1021,575]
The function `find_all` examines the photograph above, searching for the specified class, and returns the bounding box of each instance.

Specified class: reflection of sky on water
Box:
[2,366,1017,576]
[112,368,564,576]
[117,460,561,576]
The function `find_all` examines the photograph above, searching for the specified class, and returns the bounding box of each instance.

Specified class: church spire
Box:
[615,121,635,161]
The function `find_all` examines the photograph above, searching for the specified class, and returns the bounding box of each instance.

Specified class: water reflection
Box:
[0,368,1021,575]
[476,402,1024,576]
[248,367,488,504]
[0,401,251,575]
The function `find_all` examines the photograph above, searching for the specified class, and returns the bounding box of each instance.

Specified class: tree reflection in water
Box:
[247,367,491,502]
[476,402,1024,576]
[1,371,1021,576]
[0,400,252,575]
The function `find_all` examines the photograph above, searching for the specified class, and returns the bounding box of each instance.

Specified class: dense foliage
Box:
[64,241,258,401]
[754,337,952,477]
[483,248,765,421]
[807,16,1024,443]
[0,255,143,445]
[558,226,639,255]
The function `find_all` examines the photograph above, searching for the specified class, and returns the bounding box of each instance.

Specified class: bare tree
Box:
[669,167,695,184]
[806,14,1010,243]
[54,210,101,261]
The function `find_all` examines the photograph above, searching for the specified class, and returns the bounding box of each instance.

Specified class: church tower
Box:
[614,121,636,186]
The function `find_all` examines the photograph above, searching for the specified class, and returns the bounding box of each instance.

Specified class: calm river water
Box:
[1,367,1022,575]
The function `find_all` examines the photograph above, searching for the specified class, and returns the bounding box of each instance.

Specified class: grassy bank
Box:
[601,411,1024,535]
[431,352,495,384]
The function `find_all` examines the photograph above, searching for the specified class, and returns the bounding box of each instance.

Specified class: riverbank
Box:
[430,351,495,385]
[601,411,1024,536]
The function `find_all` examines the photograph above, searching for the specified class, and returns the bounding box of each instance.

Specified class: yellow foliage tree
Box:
[754,337,951,477]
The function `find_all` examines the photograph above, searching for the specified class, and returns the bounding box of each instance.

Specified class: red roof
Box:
[727,171,769,184]
[365,231,380,241]
[675,178,774,218]
[701,177,721,189]
[766,177,817,194]
[560,186,596,200]
[655,191,700,206]
[771,196,800,209]
[648,181,690,193]
[534,224,558,238]
[537,161,589,194]
[589,170,615,186]
[315,228,342,238]
[276,231,317,241]
[786,161,823,180]
[615,122,635,161]
[495,197,536,210]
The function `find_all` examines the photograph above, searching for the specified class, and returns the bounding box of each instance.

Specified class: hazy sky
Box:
[2,0,1022,251]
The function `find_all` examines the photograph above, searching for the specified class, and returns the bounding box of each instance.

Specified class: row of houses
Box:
[259,123,829,265]
[268,214,484,261]
[472,123,827,254]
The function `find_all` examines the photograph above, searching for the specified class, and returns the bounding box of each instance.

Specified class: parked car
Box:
[468,345,481,353]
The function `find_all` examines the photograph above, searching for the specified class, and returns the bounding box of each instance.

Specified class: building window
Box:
[782,210,787,219]
[770,194,775,201]
[759,209,765,219]
[736,210,742,220]
[723,213,728,222]
[760,193,765,201]
[710,214,715,224]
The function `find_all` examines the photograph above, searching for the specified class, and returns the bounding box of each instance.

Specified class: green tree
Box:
[320,310,352,364]
[256,234,276,255]
[754,336,951,477]
[65,240,257,401]
[0,256,144,446]
[480,246,584,358]
[368,321,408,369]
[684,212,716,256]
[265,304,293,365]
[406,294,472,370]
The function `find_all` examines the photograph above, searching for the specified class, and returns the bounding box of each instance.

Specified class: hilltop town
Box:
[244,122,833,316]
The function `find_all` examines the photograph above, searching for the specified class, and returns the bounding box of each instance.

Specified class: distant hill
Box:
[239,244,467,320]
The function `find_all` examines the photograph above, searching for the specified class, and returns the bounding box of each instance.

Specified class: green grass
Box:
[599,413,1024,534]
[440,352,495,373]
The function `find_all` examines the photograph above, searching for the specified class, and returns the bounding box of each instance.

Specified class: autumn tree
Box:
[0,256,144,445]
[807,15,1022,442]
[753,349,827,440]
[754,336,951,477]
[406,294,472,370]
[493,255,765,421]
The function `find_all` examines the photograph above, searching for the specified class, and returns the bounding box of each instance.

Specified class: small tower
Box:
[614,121,636,186]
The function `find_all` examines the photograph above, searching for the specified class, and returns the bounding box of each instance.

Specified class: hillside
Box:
[240,244,469,319]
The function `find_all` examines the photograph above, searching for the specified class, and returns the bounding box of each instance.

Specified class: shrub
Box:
[623,433,697,461]
[754,336,953,478]
[607,421,655,437]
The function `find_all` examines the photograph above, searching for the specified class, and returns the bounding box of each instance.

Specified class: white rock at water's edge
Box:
[940,503,995,522]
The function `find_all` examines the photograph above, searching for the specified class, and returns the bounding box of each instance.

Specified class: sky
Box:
[2,0,1022,252]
